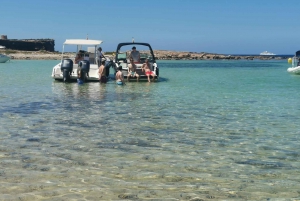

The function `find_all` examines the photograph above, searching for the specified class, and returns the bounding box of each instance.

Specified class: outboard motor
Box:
[61,59,73,82]
[78,60,90,82]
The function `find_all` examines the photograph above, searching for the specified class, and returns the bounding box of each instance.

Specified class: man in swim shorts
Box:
[116,66,125,85]
[98,60,107,83]
[127,58,140,82]
[77,64,84,84]
[142,58,155,82]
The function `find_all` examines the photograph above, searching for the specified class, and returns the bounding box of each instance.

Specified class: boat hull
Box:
[287,66,300,75]
[52,63,101,82]
[0,54,10,63]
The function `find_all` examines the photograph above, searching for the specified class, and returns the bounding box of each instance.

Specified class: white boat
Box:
[114,42,159,81]
[0,54,10,63]
[260,51,276,55]
[287,50,300,75]
[0,45,6,49]
[51,39,112,82]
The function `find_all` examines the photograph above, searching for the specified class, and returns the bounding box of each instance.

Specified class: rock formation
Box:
[0,38,54,52]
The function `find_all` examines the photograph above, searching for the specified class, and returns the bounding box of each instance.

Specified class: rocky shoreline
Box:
[1,49,290,61]
[150,50,289,61]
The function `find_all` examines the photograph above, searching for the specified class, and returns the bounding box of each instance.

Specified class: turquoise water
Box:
[1,60,300,200]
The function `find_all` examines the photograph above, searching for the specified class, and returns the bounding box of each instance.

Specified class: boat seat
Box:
[120,62,128,69]
[128,63,143,68]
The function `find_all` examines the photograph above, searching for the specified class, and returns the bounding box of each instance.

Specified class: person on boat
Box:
[97,47,105,67]
[98,60,107,83]
[116,66,125,85]
[75,52,83,64]
[142,58,155,82]
[129,46,140,63]
[127,57,140,82]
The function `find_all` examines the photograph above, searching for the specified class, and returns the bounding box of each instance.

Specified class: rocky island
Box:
[0,49,289,61]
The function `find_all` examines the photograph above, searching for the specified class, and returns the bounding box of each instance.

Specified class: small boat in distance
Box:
[260,51,276,55]
[0,54,10,63]
[287,50,300,75]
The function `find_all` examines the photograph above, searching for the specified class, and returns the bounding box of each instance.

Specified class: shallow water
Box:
[1,60,300,200]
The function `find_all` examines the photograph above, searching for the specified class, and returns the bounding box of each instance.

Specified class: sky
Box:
[1,0,300,54]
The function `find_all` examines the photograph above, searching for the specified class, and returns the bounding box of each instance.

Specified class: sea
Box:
[0,59,300,201]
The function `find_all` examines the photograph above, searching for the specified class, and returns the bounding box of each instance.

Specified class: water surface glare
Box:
[0,60,300,200]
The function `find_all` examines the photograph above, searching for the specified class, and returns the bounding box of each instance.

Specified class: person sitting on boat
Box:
[98,60,107,83]
[129,46,140,64]
[75,52,83,64]
[142,58,155,82]
[116,66,125,85]
[127,57,140,82]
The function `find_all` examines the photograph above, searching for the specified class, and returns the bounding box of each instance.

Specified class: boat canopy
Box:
[60,39,103,61]
[63,39,103,46]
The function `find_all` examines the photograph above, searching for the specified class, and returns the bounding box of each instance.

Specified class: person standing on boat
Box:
[97,47,105,67]
[116,66,125,85]
[142,58,155,82]
[127,58,140,82]
[98,60,107,83]
[129,46,140,63]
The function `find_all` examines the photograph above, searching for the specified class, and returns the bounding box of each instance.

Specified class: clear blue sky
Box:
[2,0,299,54]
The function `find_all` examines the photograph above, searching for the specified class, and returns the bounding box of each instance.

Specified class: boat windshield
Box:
[117,44,155,63]
[117,52,127,59]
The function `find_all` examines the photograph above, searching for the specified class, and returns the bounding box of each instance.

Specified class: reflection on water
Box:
[1,60,300,200]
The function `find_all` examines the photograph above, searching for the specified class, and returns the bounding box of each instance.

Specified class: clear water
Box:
[1,60,300,200]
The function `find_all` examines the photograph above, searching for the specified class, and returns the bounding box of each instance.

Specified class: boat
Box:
[114,42,159,81]
[260,51,276,55]
[51,39,112,82]
[0,45,6,49]
[0,54,10,63]
[287,50,300,75]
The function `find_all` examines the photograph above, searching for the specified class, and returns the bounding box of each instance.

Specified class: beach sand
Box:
[1,51,72,60]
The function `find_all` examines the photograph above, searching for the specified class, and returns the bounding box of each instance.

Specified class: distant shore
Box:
[0,49,291,61]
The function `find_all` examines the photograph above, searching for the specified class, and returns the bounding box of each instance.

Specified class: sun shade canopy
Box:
[63,39,103,46]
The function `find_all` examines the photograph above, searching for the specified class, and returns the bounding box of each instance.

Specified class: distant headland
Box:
[0,35,54,52]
